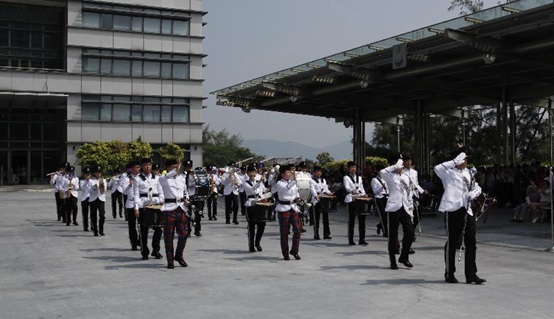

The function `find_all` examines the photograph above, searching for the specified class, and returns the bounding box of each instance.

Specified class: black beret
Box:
[313,165,322,172]
[183,160,193,167]
[82,167,91,174]
[347,161,357,168]
[61,162,70,168]
[279,164,291,174]
[298,161,307,168]
[128,160,141,168]
[165,159,178,167]
[92,165,102,173]
[68,166,75,172]
[152,163,160,170]
[246,165,256,172]
[401,154,412,160]
[113,167,121,174]
[141,158,152,164]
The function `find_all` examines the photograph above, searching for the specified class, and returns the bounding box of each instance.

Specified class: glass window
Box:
[100,103,111,121]
[113,95,131,102]
[143,105,160,122]
[172,106,189,123]
[161,19,172,35]
[112,104,130,121]
[112,59,130,76]
[131,60,142,76]
[0,30,8,46]
[82,12,100,28]
[43,33,60,51]
[161,105,171,122]
[30,32,42,49]
[173,98,189,104]
[100,58,112,74]
[172,63,189,79]
[11,30,30,48]
[161,62,171,79]
[143,18,160,33]
[113,15,131,31]
[30,123,42,140]
[131,104,142,122]
[81,103,99,121]
[172,20,189,36]
[131,16,143,32]
[143,61,160,77]
[143,97,160,103]
[30,59,43,68]
[82,57,99,73]
[100,14,113,29]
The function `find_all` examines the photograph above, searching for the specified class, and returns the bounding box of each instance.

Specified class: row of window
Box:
[82,11,189,36]
[82,95,190,104]
[82,57,189,79]
[82,48,191,61]
[83,1,191,18]
[81,103,189,123]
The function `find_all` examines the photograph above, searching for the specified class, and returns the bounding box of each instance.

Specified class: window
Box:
[143,61,160,77]
[100,104,112,121]
[100,58,112,74]
[11,31,30,48]
[112,104,130,121]
[100,14,113,29]
[131,60,142,76]
[81,103,99,121]
[82,57,99,73]
[172,63,189,79]
[161,105,171,122]
[143,105,160,122]
[112,59,130,76]
[172,106,189,123]
[131,104,142,122]
[161,62,172,79]
[173,20,189,36]
[83,12,100,28]
[143,18,160,33]
[30,32,42,49]
[161,20,172,35]
[131,16,143,32]
[113,15,131,31]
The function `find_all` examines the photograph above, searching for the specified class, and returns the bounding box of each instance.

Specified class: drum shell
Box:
[248,205,268,223]
[143,207,163,228]
[295,172,311,201]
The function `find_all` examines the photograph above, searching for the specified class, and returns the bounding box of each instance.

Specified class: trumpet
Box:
[46,170,62,177]
[66,186,73,198]
[210,174,218,194]
[98,178,105,194]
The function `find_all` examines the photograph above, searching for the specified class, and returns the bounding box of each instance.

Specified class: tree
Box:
[316,152,334,165]
[76,141,111,172]
[202,126,257,167]
[158,143,185,162]
[128,136,153,161]
[448,0,517,16]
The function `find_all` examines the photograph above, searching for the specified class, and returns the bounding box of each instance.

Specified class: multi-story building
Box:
[0,0,205,184]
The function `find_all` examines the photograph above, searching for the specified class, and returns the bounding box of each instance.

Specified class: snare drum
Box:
[144,204,163,228]
[251,203,272,222]
[356,196,371,215]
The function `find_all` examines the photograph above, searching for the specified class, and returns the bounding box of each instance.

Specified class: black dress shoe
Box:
[141,255,149,260]
[383,233,389,238]
[348,241,356,245]
[213,216,218,221]
[376,224,382,235]
[256,245,263,252]
[99,233,105,236]
[359,241,369,246]
[94,233,99,237]
[233,220,239,225]
[249,247,256,252]
[324,236,332,240]
[301,229,307,233]
[175,258,188,267]
[390,263,399,270]
[226,221,231,224]
[283,255,290,261]
[151,252,163,259]
[66,223,70,226]
[131,246,138,251]
[398,258,413,268]
[73,222,79,226]
[445,275,459,283]
[466,275,486,284]
[409,249,415,255]
[84,228,89,232]
[291,253,301,260]
[167,263,174,269]
[194,231,202,237]
[209,217,213,221]
[314,236,321,240]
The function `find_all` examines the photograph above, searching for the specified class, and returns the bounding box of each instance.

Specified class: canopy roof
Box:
[212,0,554,123]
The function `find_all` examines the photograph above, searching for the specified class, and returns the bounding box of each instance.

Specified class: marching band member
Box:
[310,165,333,240]
[221,162,242,225]
[434,146,485,284]
[50,162,68,222]
[207,166,221,221]
[371,166,389,238]
[380,158,416,270]
[158,159,190,269]
[238,166,247,216]
[63,166,79,226]
[123,161,141,250]
[403,155,425,238]
[274,164,302,260]
[182,160,203,237]
[243,165,267,252]
[88,166,107,237]
[134,158,164,260]
[152,163,161,176]
[108,168,124,219]
[79,167,92,231]
[344,161,368,246]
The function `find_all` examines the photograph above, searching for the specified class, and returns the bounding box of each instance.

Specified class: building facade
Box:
[0,0,205,184]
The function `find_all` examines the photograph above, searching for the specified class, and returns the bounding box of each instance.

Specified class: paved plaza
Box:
[0,187,553,319]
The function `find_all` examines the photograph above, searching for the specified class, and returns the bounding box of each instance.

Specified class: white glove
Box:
[394,159,404,169]
[453,152,467,166]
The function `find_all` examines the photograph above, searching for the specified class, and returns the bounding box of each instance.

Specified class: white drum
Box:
[295,171,311,202]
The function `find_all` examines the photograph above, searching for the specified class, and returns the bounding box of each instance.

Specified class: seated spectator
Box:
[511,183,540,222]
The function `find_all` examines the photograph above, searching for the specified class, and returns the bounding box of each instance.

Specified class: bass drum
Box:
[194,168,210,198]
[295,171,311,202]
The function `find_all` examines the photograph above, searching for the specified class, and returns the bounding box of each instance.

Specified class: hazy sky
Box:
[203,0,500,148]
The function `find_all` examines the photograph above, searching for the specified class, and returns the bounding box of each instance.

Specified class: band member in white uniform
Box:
[134,158,164,260]
[88,166,107,237]
[62,166,80,226]
[371,166,389,238]
[434,147,485,284]
[310,165,333,240]
[275,164,302,260]
[207,166,221,221]
[380,158,416,270]
[79,167,92,231]
[238,166,248,216]
[402,155,425,238]
[123,161,141,250]
[50,162,69,222]
[242,165,267,252]
[344,161,368,246]
[221,162,242,225]
[158,159,190,269]
[108,168,124,219]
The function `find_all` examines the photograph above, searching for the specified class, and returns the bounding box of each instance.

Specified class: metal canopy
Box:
[211,0,554,122]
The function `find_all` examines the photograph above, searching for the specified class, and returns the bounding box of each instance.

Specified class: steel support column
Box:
[510,101,516,165]
[352,109,365,168]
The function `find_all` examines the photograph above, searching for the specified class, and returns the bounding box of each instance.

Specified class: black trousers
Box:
[139,208,162,257]
[347,201,366,243]
[387,207,415,261]
[312,201,331,238]
[246,205,266,249]
[207,194,218,218]
[375,197,388,237]
[55,192,65,222]
[191,199,204,233]
[225,193,239,223]
[64,196,78,225]
[444,208,477,278]
[89,199,105,235]
[239,191,247,215]
[123,195,128,220]
[127,208,139,248]
[81,199,89,231]
[111,190,123,218]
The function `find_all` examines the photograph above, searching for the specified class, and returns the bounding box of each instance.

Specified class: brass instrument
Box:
[230,168,238,191]
[66,185,73,198]
[98,178,105,194]
[210,173,218,194]
[58,190,65,200]
[46,170,61,177]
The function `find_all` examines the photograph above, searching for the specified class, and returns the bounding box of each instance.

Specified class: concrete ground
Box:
[0,187,553,319]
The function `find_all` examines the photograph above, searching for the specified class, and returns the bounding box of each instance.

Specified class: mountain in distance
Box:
[242,139,352,161]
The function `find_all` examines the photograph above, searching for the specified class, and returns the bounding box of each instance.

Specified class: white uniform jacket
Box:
[404,168,424,198]
[343,174,366,204]
[242,178,265,207]
[380,161,416,216]
[221,172,243,196]
[133,172,163,210]
[88,177,107,202]
[79,178,91,202]
[371,175,389,199]
[309,176,331,203]
[274,179,300,212]
[62,176,79,198]
[434,160,482,215]
[159,169,189,212]
[107,174,124,193]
